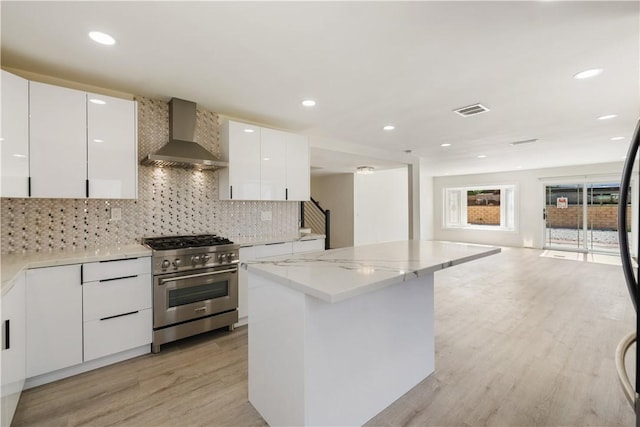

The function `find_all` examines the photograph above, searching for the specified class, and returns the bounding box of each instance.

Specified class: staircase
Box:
[301,197,330,250]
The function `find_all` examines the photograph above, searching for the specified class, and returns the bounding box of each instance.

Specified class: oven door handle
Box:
[159,268,237,285]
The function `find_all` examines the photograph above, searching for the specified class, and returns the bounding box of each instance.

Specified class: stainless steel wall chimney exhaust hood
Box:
[141,98,228,170]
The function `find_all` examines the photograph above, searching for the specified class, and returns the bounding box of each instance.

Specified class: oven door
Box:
[153,265,238,328]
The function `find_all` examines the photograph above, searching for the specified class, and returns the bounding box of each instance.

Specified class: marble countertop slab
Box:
[244,240,500,303]
[234,233,325,247]
[1,244,151,296]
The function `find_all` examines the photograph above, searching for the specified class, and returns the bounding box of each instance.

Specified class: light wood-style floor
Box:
[13,247,636,426]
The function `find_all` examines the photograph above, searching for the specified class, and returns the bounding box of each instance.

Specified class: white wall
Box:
[354,168,409,246]
[419,159,434,240]
[310,174,354,249]
[433,161,627,249]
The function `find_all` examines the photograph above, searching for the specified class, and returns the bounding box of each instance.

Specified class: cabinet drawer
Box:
[82,257,150,283]
[292,239,325,254]
[83,274,151,321]
[84,309,152,362]
[254,242,292,258]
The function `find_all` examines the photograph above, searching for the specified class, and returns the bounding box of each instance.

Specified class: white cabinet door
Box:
[1,272,26,427]
[260,128,287,201]
[220,121,261,200]
[26,265,83,378]
[29,81,87,198]
[254,242,293,259]
[87,93,138,199]
[292,239,325,254]
[1,70,30,197]
[285,133,310,201]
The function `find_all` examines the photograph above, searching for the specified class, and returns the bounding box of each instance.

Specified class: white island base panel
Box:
[248,271,434,426]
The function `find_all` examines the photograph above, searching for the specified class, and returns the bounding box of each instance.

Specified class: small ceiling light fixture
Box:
[89,98,106,105]
[477,154,487,158]
[597,114,617,120]
[440,143,452,147]
[301,99,316,107]
[88,31,116,46]
[383,125,395,131]
[611,136,625,141]
[356,166,375,175]
[573,68,603,80]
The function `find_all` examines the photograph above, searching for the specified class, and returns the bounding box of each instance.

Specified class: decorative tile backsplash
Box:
[1,97,299,254]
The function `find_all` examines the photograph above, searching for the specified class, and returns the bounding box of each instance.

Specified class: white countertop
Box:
[234,233,325,247]
[1,244,151,296]
[244,240,500,303]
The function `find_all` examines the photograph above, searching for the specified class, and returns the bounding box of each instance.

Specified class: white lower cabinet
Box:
[26,265,83,378]
[23,257,152,386]
[293,238,325,253]
[1,272,26,427]
[82,258,152,362]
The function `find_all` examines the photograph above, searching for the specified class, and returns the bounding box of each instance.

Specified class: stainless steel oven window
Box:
[168,280,229,307]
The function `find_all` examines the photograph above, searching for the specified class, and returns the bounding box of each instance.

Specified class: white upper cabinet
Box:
[219,121,262,200]
[285,132,310,201]
[87,93,138,199]
[1,71,30,197]
[260,127,287,201]
[219,120,310,201]
[29,81,87,198]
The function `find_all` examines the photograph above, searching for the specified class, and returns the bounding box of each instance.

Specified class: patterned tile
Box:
[1,97,298,254]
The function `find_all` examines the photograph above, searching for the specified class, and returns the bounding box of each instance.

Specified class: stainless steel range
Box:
[142,234,240,353]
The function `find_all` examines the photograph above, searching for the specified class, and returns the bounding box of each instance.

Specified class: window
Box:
[443,185,516,231]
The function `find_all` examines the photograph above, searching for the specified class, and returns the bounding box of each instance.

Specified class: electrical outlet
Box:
[110,207,122,221]
[261,211,272,221]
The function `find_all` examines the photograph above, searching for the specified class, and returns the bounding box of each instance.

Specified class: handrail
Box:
[616,331,638,410]
[618,119,640,312]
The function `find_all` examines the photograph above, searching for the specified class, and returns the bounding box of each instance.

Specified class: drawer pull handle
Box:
[100,311,139,321]
[194,307,207,314]
[99,275,138,283]
[3,320,10,350]
[99,257,138,263]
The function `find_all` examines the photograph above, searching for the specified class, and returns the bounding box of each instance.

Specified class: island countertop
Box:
[244,240,500,303]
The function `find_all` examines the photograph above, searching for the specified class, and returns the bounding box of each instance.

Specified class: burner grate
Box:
[143,234,233,250]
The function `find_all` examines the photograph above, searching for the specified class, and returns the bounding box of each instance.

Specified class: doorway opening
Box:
[543,182,631,254]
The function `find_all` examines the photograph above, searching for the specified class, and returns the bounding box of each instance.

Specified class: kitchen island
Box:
[244,240,500,426]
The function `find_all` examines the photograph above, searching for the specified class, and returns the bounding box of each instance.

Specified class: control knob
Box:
[161,259,171,269]
[219,253,228,262]
[202,254,211,263]
[172,259,182,268]
[191,255,201,265]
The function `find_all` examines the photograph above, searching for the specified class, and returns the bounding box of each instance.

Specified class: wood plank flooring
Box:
[12,247,636,426]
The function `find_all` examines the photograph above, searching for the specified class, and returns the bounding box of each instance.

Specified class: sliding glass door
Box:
[544,181,630,254]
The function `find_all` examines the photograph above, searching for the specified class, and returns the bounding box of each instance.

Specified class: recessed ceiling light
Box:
[477,154,487,158]
[611,136,625,141]
[301,99,316,107]
[597,114,617,120]
[383,125,395,131]
[244,129,255,133]
[573,68,603,79]
[440,143,451,147]
[88,31,116,46]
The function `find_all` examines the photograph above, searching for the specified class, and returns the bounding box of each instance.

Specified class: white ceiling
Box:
[2,1,638,177]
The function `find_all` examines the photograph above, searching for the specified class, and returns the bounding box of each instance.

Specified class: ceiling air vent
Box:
[453,103,490,117]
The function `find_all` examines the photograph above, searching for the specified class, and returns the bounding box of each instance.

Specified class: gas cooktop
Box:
[143,234,234,251]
